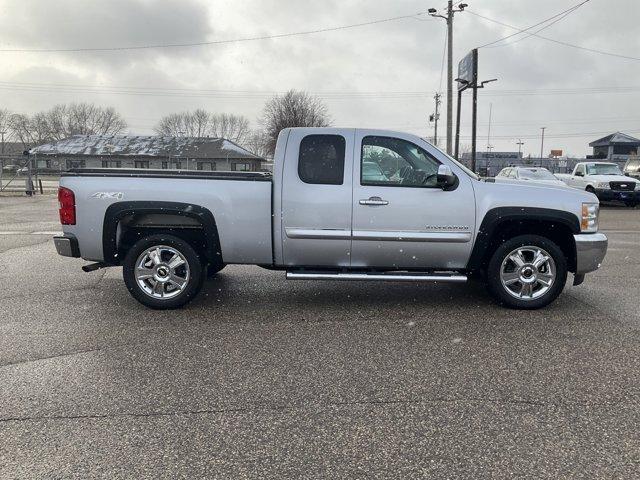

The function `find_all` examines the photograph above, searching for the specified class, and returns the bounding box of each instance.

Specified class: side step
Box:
[286,271,467,283]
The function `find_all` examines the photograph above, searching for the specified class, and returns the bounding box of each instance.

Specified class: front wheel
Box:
[123,234,204,309]
[486,235,567,309]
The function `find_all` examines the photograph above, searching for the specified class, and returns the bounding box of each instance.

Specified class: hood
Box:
[587,174,640,183]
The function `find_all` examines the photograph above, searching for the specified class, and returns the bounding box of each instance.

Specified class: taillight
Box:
[58,187,76,225]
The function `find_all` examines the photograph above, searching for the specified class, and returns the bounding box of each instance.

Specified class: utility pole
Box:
[486,103,493,154]
[430,93,441,146]
[517,139,524,157]
[540,127,546,159]
[429,2,468,155]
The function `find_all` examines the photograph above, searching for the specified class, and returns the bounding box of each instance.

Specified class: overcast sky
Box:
[0,0,638,156]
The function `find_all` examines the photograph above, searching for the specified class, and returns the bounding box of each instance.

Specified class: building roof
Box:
[29,135,261,159]
[589,132,640,147]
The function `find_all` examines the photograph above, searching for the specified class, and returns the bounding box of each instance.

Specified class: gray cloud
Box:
[0,0,638,156]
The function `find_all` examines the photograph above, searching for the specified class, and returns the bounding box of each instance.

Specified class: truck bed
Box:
[59,168,274,265]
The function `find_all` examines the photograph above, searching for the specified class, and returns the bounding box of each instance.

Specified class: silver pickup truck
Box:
[54,128,608,310]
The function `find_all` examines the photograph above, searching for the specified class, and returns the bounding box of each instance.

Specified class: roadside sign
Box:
[550,149,563,157]
[457,49,477,90]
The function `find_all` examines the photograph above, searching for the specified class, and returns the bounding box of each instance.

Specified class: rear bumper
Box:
[54,234,81,258]
[574,232,607,274]
[593,188,639,203]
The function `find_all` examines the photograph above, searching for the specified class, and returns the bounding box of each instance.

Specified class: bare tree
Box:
[244,129,271,158]
[8,103,127,147]
[209,113,250,144]
[260,90,330,154]
[154,110,250,144]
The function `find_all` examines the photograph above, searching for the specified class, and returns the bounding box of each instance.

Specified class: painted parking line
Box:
[0,231,61,235]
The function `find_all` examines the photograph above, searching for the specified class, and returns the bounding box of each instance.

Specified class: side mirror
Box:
[575,171,584,177]
[437,164,457,190]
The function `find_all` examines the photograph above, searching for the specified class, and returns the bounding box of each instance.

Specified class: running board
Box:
[286,271,467,283]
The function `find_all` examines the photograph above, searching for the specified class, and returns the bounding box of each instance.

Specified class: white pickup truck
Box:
[556,162,640,206]
[54,128,608,310]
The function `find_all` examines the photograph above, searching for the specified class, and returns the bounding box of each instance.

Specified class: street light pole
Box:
[517,139,524,157]
[540,127,546,159]
[429,2,468,155]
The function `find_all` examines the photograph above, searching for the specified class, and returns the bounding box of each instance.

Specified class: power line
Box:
[477,0,590,49]
[0,81,639,99]
[0,11,431,53]
[468,9,640,61]
[485,1,590,49]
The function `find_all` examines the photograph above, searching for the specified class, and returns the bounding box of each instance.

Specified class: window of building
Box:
[197,162,216,171]
[298,135,345,185]
[162,161,168,169]
[66,160,86,169]
[134,161,150,169]
[174,161,182,170]
[360,136,440,187]
[231,162,251,172]
[101,160,121,168]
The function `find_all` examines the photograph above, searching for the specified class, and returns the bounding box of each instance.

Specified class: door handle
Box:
[359,196,389,206]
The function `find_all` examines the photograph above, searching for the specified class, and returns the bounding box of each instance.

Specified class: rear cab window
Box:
[298,134,346,185]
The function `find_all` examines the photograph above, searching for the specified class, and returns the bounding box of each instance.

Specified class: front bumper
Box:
[574,232,607,274]
[54,234,81,258]
[594,188,639,203]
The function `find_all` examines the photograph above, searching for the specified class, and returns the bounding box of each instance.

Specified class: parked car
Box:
[623,158,640,180]
[556,162,640,206]
[494,166,567,187]
[54,128,607,310]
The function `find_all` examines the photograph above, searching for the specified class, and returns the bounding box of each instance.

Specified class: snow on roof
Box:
[589,132,640,147]
[29,135,261,159]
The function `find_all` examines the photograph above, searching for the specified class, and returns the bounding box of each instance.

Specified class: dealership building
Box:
[29,135,264,172]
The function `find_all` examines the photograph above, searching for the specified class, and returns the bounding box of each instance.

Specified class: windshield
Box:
[427,142,480,180]
[519,169,557,180]
[586,163,622,175]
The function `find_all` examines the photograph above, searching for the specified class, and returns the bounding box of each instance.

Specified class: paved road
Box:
[1,196,639,478]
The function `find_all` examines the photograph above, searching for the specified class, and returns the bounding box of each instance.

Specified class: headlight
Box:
[595,181,610,189]
[581,202,599,232]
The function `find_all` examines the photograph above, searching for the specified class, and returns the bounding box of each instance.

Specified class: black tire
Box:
[585,186,596,194]
[486,234,567,310]
[123,233,204,309]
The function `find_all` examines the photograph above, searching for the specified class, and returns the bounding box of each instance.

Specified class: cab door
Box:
[280,128,355,267]
[350,130,475,270]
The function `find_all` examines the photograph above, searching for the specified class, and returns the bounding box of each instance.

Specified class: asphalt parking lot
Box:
[1,195,639,478]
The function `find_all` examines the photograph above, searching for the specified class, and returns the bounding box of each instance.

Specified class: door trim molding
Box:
[285,228,351,240]
[352,230,472,243]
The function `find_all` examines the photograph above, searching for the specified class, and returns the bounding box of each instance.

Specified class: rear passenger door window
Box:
[298,135,346,185]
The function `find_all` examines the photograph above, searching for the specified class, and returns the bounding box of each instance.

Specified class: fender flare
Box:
[466,206,580,271]
[102,201,221,264]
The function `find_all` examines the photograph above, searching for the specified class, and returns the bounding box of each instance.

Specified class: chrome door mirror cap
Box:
[437,165,457,190]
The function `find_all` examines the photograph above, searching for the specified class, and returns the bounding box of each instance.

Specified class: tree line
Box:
[1,90,330,157]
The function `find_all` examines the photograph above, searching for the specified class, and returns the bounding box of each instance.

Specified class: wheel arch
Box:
[467,207,580,273]
[103,201,222,265]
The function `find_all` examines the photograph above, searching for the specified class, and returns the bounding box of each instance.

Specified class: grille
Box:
[609,181,636,191]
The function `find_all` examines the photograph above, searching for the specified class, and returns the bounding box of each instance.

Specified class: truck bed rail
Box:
[61,168,272,182]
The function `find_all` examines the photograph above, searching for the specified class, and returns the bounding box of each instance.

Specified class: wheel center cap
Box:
[520,266,537,283]
[156,266,169,279]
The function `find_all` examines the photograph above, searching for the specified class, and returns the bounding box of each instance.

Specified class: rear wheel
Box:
[123,234,204,309]
[486,234,567,309]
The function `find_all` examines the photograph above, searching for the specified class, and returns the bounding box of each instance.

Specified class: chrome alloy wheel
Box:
[135,246,190,299]
[499,246,556,300]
